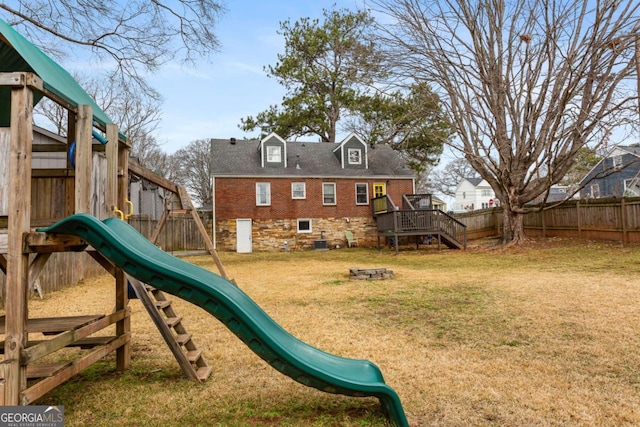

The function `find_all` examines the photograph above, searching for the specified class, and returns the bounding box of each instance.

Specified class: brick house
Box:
[210,132,415,252]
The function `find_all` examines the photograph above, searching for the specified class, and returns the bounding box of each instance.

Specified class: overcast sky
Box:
[147,0,367,153]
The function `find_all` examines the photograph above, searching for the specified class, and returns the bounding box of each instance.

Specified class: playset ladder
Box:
[127,276,211,382]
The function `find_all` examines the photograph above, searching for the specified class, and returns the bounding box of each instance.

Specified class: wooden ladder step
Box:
[165,316,182,327]
[175,333,192,345]
[185,349,202,363]
[127,276,210,382]
[154,300,171,309]
[196,366,212,381]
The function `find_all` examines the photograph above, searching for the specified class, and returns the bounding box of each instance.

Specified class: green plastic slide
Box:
[42,214,409,427]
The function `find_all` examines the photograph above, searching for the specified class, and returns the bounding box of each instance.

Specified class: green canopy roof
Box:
[0,18,113,129]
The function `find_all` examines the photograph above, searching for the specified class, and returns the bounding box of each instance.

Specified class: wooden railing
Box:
[372,195,397,215]
[375,209,467,249]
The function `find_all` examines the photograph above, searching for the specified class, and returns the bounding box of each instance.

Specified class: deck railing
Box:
[372,194,397,215]
[375,209,467,248]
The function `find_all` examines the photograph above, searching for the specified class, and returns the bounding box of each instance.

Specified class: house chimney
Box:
[230,137,236,145]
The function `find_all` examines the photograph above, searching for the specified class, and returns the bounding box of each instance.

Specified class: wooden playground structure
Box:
[0,41,226,404]
[0,21,410,427]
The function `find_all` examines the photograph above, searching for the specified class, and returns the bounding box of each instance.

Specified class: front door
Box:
[236,219,252,253]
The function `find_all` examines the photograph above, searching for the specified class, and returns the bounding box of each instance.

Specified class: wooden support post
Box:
[115,137,130,371]
[65,110,76,217]
[28,253,51,299]
[5,75,37,405]
[74,104,92,214]
[149,209,169,245]
[105,124,119,216]
[177,186,231,280]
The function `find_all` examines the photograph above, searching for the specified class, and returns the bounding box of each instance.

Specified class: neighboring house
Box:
[431,195,447,211]
[453,177,497,211]
[210,132,416,252]
[579,145,640,199]
[528,184,571,205]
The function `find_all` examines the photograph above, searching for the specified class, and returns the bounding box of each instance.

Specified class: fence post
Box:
[576,201,581,239]
[621,198,628,245]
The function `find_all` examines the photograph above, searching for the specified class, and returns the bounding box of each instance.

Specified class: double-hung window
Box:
[266,146,282,163]
[348,148,362,165]
[291,182,306,199]
[323,182,336,205]
[256,182,271,206]
[355,183,369,205]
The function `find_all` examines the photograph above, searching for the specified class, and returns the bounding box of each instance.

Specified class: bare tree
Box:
[1,0,225,96]
[375,0,640,245]
[430,158,479,198]
[35,75,166,172]
[171,139,212,207]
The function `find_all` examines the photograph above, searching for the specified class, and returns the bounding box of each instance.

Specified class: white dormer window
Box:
[613,155,622,170]
[267,146,282,162]
[348,148,362,165]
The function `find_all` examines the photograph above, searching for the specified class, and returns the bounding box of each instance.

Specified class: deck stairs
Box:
[127,276,211,382]
[373,194,466,251]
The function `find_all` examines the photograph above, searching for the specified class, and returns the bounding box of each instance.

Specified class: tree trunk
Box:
[502,207,527,246]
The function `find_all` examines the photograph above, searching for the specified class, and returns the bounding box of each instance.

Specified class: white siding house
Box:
[453,178,497,211]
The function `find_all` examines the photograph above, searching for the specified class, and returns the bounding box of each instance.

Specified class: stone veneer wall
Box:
[212,217,379,252]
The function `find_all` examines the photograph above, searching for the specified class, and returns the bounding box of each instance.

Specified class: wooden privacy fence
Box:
[457,197,640,244]
[128,214,207,252]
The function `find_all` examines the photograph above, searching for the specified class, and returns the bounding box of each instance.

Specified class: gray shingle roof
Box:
[210,138,415,178]
[466,177,483,186]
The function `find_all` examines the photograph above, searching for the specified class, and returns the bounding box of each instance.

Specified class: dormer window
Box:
[348,148,362,165]
[267,146,282,163]
[333,134,367,169]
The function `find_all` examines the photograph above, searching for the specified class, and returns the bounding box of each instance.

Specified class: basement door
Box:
[236,219,252,253]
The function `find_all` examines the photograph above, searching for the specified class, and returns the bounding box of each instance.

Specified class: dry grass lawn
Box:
[17,237,640,426]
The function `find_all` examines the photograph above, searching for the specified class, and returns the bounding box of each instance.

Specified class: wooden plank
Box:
[105,124,119,215]
[0,359,12,405]
[0,337,118,354]
[0,129,8,216]
[149,209,169,244]
[65,110,76,217]
[87,251,115,276]
[21,310,127,365]
[0,72,43,90]
[31,144,105,153]
[0,314,104,334]
[116,138,130,372]
[178,186,230,280]
[20,333,130,405]
[74,104,92,214]
[26,362,72,379]
[128,161,179,193]
[28,253,51,298]
[5,81,34,404]
[24,232,87,253]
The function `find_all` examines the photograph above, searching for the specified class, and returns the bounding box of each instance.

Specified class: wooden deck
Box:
[374,208,467,252]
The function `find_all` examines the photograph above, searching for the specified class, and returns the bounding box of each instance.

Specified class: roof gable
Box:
[332,133,368,169]
[260,132,287,168]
